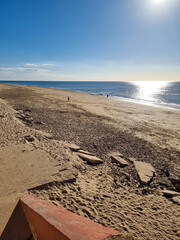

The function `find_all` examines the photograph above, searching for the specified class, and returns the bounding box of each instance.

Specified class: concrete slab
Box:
[111,155,129,167]
[134,161,155,184]
[77,149,94,155]
[162,190,180,197]
[69,144,81,151]
[0,144,57,234]
[78,153,103,164]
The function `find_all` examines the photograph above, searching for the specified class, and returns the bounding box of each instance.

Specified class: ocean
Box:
[0,81,180,110]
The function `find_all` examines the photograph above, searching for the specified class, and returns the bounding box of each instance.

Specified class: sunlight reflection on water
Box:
[131,81,170,103]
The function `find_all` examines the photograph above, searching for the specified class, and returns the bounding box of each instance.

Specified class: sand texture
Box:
[0,83,180,239]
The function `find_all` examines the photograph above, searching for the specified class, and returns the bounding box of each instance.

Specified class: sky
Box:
[0,0,180,81]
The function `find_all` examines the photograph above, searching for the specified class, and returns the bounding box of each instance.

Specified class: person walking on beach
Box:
[68,96,70,101]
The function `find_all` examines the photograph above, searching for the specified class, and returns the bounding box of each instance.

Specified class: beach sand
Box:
[0,83,180,239]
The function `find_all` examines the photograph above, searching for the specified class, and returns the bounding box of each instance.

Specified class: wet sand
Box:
[0,83,180,239]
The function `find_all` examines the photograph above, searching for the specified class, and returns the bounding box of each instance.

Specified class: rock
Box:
[69,144,81,152]
[58,169,77,183]
[159,180,172,188]
[134,161,155,184]
[43,133,53,139]
[121,172,131,181]
[169,176,180,191]
[162,190,180,197]
[109,152,124,158]
[172,196,180,205]
[56,166,78,183]
[16,113,33,124]
[25,135,35,142]
[111,155,129,167]
[78,153,103,164]
[128,157,136,163]
[25,117,33,122]
[16,113,26,119]
[0,115,5,118]
[24,112,31,117]
[77,149,94,155]
[34,120,45,125]
[57,164,78,182]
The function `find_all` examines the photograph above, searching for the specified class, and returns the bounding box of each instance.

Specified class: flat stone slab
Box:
[57,169,77,183]
[28,169,78,190]
[56,164,78,183]
[111,155,129,167]
[69,144,81,152]
[77,149,94,155]
[162,190,180,197]
[134,161,155,184]
[78,153,103,164]
[172,196,180,205]
[109,152,124,158]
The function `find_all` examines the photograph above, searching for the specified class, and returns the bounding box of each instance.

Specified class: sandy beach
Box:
[0,83,180,239]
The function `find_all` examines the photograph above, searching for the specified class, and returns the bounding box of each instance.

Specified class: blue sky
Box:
[0,0,179,81]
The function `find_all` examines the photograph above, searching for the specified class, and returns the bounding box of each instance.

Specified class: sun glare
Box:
[132,81,169,103]
[153,0,165,4]
[142,0,175,20]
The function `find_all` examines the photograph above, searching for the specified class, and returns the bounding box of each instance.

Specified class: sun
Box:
[153,0,165,4]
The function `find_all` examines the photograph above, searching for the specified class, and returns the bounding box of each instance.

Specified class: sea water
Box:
[0,81,180,110]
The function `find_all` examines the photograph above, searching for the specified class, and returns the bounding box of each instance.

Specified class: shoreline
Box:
[0,81,180,111]
[112,95,180,111]
[0,83,180,239]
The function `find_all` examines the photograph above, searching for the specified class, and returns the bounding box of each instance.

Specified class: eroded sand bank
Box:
[0,83,180,239]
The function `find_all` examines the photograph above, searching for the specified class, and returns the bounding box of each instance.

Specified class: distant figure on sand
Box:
[107,94,109,98]
[68,96,70,101]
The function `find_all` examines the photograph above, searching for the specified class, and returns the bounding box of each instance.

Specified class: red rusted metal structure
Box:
[1,195,120,240]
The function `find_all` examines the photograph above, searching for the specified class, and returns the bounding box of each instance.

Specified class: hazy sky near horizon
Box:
[0,0,180,81]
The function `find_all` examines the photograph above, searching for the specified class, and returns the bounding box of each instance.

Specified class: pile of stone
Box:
[69,144,103,165]
[110,152,180,205]
[110,152,156,185]
[16,109,44,126]
[16,109,33,125]
[69,144,180,205]
[69,144,157,185]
